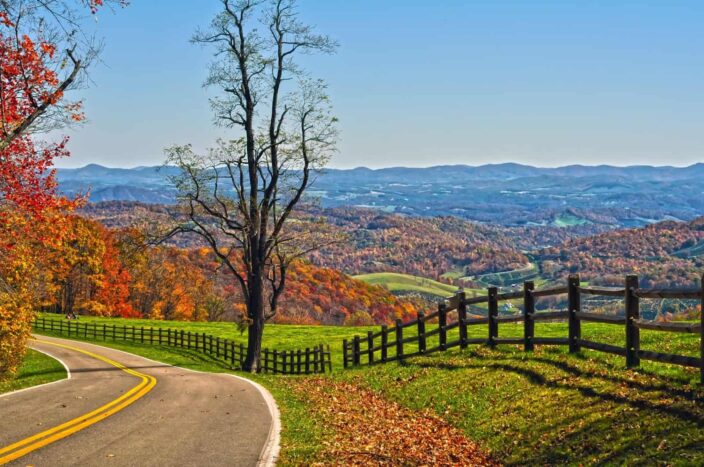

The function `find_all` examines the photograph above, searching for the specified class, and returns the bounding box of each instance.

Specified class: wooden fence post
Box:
[380,325,388,362]
[305,348,311,374]
[417,312,426,354]
[353,336,361,366]
[625,274,641,368]
[457,291,468,349]
[343,339,349,368]
[326,344,332,373]
[523,281,535,352]
[297,350,302,374]
[367,331,374,364]
[395,319,404,361]
[488,287,498,347]
[568,274,581,353]
[438,303,447,350]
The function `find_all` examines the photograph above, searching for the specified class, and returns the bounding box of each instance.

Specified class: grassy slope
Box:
[33,320,704,465]
[353,272,460,297]
[340,322,704,465]
[474,263,540,287]
[0,349,67,395]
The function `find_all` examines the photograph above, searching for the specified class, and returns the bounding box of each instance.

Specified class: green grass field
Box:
[0,349,67,395]
[353,272,461,298]
[31,318,704,465]
[474,263,540,288]
[553,212,590,227]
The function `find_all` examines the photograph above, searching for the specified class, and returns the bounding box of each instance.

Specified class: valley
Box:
[75,201,704,324]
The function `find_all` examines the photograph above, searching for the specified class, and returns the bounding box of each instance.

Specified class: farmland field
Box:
[353,272,461,298]
[473,263,541,287]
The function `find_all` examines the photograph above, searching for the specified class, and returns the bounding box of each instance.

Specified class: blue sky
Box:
[55,0,704,169]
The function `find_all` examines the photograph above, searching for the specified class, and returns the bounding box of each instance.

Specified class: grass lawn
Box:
[0,348,67,395]
[353,271,461,298]
[33,320,704,465]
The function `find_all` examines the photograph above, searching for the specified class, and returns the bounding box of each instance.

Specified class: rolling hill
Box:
[353,272,460,298]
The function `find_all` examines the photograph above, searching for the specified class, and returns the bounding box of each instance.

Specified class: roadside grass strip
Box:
[0,339,157,465]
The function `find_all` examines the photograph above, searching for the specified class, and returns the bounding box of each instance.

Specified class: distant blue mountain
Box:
[57,162,704,227]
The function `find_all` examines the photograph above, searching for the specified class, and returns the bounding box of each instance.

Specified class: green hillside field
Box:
[353,272,461,298]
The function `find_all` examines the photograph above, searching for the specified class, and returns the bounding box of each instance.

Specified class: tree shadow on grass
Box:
[410,356,704,424]
[398,349,704,464]
[15,367,67,379]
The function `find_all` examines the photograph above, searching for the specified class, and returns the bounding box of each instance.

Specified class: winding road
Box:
[0,336,279,466]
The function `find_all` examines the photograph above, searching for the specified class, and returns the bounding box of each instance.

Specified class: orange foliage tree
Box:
[0,1,121,378]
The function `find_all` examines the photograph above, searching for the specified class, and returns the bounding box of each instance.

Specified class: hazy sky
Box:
[54,0,704,169]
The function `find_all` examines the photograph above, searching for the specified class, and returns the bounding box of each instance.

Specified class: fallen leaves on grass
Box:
[290,377,498,466]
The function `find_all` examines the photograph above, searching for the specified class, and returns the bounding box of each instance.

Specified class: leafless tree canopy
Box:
[164,0,337,371]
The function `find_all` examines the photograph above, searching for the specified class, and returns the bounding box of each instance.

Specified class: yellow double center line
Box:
[0,339,157,465]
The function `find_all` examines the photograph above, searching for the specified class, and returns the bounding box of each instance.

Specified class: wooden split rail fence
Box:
[343,274,704,384]
[33,317,332,375]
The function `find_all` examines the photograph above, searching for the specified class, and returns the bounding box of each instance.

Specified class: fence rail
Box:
[344,273,704,384]
[32,317,332,375]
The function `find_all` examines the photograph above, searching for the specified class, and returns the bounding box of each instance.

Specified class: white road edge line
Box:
[0,346,72,400]
[35,335,281,467]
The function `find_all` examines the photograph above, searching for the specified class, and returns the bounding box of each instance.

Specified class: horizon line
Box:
[55,161,704,171]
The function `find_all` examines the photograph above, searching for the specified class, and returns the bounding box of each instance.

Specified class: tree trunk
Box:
[243,269,265,372]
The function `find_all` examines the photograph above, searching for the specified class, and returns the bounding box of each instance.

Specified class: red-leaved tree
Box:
[0,1,123,378]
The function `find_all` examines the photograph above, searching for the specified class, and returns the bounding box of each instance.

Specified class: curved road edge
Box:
[0,347,72,400]
[31,337,282,467]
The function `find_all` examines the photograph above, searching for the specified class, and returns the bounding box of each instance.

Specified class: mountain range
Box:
[57,162,704,227]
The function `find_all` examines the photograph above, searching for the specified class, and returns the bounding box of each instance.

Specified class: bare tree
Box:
[164,0,337,372]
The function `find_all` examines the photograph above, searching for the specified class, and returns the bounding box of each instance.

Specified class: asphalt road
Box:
[0,335,277,466]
